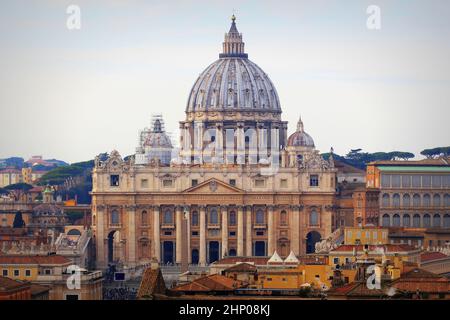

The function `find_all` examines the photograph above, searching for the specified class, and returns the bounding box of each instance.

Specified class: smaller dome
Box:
[287,117,315,148]
[33,203,64,216]
[142,117,173,149]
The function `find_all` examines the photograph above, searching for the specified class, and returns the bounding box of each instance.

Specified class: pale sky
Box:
[0,0,449,163]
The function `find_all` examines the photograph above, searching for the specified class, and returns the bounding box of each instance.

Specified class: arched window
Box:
[433,214,441,227]
[256,209,265,224]
[445,194,450,207]
[280,210,287,226]
[402,194,410,207]
[141,211,148,226]
[229,248,237,256]
[229,211,236,226]
[382,194,390,207]
[111,210,119,225]
[433,194,441,207]
[393,214,400,227]
[413,194,421,207]
[423,194,431,207]
[382,214,390,227]
[209,209,218,224]
[403,214,410,227]
[310,209,319,226]
[191,211,199,226]
[393,194,400,208]
[163,210,173,224]
[413,214,421,227]
[423,214,431,228]
[444,214,450,228]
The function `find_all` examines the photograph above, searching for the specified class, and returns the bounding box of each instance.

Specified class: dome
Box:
[143,119,173,149]
[186,16,281,114]
[287,117,315,148]
[33,203,64,217]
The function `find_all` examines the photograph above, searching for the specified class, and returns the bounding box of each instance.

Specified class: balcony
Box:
[207,223,221,229]
[161,223,175,229]
[253,223,267,229]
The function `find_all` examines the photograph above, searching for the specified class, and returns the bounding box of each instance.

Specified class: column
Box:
[292,205,300,255]
[153,206,160,262]
[199,206,207,265]
[237,206,244,256]
[186,206,191,264]
[127,205,136,267]
[267,205,275,255]
[246,206,252,256]
[96,205,106,268]
[221,206,228,258]
[175,206,183,264]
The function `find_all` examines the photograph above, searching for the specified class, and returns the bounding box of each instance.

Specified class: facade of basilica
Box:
[92,16,338,269]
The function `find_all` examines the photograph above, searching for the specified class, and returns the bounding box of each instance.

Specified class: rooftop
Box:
[0,255,72,266]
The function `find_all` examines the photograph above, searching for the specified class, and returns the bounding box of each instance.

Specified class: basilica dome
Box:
[186,16,281,114]
[287,117,315,148]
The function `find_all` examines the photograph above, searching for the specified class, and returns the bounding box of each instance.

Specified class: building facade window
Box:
[382,214,390,227]
[229,211,236,226]
[191,179,198,187]
[310,175,319,187]
[141,211,148,226]
[209,209,219,224]
[254,179,265,187]
[393,214,400,227]
[111,210,120,225]
[191,211,199,226]
[423,214,431,228]
[256,209,265,224]
[423,194,431,207]
[280,210,288,226]
[393,194,400,208]
[163,210,173,224]
[413,194,421,207]
[444,214,450,228]
[110,175,120,187]
[413,214,421,227]
[433,194,441,207]
[162,179,173,187]
[445,194,450,207]
[310,209,319,226]
[433,214,441,227]
[382,194,390,207]
[403,214,410,227]
[403,194,410,207]
[141,179,148,188]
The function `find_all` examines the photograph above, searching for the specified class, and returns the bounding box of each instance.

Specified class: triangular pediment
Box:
[183,178,244,194]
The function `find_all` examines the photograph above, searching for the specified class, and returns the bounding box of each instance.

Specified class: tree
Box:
[420,147,450,159]
[389,151,415,160]
[13,211,25,228]
[5,183,33,192]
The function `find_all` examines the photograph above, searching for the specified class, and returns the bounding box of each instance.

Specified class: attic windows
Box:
[254,179,265,188]
[162,179,173,188]
[110,175,120,187]
[309,175,319,187]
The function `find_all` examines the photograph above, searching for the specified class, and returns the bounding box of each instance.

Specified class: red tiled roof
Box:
[223,262,257,273]
[0,276,30,291]
[0,255,71,265]
[172,274,244,292]
[137,267,166,298]
[369,157,450,166]
[332,244,417,253]
[391,268,450,293]
[421,252,448,263]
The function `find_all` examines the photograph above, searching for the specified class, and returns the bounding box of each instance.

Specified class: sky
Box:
[0,0,449,164]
